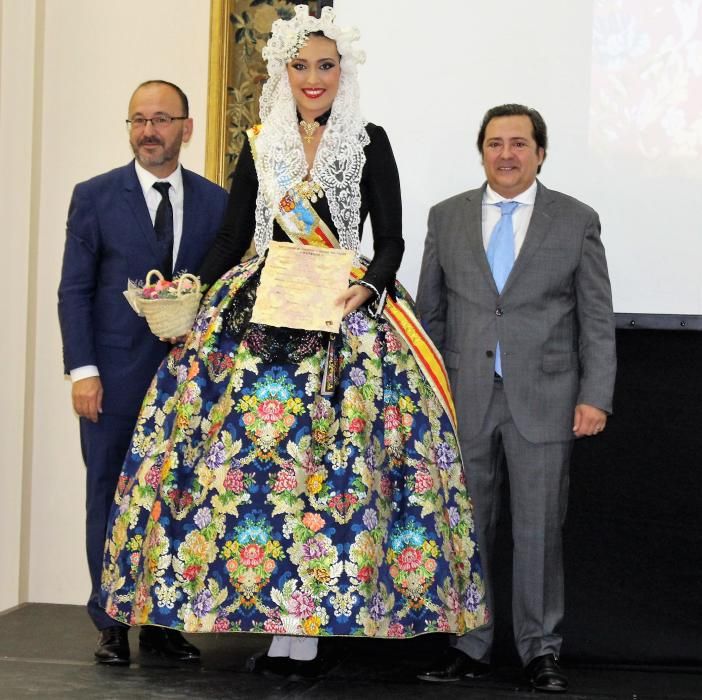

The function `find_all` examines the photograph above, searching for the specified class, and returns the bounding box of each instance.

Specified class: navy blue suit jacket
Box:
[58,161,228,418]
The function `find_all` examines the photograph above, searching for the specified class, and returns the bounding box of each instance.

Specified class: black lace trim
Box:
[220,265,326,363]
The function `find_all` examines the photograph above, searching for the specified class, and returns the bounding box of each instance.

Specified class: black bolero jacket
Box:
[199,123,404,298]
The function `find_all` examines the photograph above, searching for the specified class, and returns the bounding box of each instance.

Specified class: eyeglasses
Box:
[125,115,188,130]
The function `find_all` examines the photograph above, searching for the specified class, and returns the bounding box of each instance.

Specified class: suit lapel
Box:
[121,162,161,262]
[502,181,553,295]
[174,168,203,272]
[464,187,499,293]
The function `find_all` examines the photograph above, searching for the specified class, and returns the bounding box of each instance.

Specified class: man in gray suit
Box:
[416,104,616,693]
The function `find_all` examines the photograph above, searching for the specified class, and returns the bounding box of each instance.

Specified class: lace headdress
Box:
[252,4,369,257]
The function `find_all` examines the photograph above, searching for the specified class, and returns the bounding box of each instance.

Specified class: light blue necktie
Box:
[486,200,519,376]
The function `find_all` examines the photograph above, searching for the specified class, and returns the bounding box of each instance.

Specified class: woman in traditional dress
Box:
[101,4,486,675]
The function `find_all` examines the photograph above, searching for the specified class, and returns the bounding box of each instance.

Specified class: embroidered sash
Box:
[247,127,458,431]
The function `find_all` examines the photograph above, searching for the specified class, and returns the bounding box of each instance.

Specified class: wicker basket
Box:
[136,269,202,338]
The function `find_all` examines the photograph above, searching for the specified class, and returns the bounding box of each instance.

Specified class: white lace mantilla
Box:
[252,4,369,259]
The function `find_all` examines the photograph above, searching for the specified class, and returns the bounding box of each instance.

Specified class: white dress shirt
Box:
[481,179,538,258]
[134,160,185,266]
[70,162,184,383]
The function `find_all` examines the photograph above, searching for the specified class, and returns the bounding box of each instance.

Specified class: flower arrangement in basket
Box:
[123,269,202,338]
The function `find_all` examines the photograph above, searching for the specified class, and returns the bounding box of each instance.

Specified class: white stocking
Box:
[267,635,292,658]
[289,636,318,661]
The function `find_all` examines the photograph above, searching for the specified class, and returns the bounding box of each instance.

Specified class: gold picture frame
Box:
[205,0,321,187]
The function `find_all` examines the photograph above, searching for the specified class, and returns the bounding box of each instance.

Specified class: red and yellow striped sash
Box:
[247,126,457,431]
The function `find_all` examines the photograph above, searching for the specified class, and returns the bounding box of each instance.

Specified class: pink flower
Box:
[144,465,161,489]
[328,492,358,515]
[397,547,423,572]
[415,470,433,494]
[357,565,373,583]
[257,399,284,423]
[301,451,317,474]
[438,613,450,632]
[273,468,297,493]
[348,417,366,434]
[384,406,401,430]
[264,618,285,634]
[213,617,230,632]
[401,413,413,427]
[240,543,265,567]
[242,412,255,426]
[387,622,404,638]
[223,468,245,493]
[386,332,402,353]
[288,590,315,618]
[380,475,393,497]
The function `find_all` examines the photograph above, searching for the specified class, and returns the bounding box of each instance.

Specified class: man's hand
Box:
[336,285,373,317]
[72,376,103,423]
[573,403,607,438]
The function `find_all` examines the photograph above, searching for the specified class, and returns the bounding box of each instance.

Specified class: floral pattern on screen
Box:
[590,0,702,164]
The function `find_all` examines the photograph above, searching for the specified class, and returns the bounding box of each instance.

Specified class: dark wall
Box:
[492,328,702,665]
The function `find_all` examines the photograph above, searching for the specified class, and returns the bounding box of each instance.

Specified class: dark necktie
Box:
[153,181,174,275]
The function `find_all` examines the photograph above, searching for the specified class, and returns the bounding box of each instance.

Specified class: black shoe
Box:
[245,652,296,676]
[139,626,200,661]
[94,627,130,665]
[525,653,568,693]
[417,647,491,683]
[287,653,339,681]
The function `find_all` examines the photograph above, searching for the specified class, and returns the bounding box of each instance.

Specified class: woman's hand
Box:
[336,285,373,317]
[159,335,187,344]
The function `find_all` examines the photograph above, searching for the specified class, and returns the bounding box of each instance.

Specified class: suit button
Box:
[486,350,494,358]
[495,307,503,316]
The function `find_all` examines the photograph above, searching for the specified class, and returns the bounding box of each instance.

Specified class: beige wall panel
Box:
[0,0,38,613]
[28,0,211,605]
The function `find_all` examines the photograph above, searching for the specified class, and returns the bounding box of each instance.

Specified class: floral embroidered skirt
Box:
[100,256,487,637]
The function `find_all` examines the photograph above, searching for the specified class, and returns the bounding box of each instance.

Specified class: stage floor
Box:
[1,604,700,699]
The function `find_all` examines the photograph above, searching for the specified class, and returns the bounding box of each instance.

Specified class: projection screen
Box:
[335,0,702,316]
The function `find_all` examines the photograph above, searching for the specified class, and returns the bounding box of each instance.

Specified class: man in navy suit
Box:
[58,80,228,665]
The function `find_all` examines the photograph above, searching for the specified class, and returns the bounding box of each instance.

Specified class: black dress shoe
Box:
[525,653,568,693]
[139,626,200,661]
[417,647,491,683]
[94,627,130,665]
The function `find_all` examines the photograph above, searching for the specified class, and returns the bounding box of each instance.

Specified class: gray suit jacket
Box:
[416,181,616,443]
